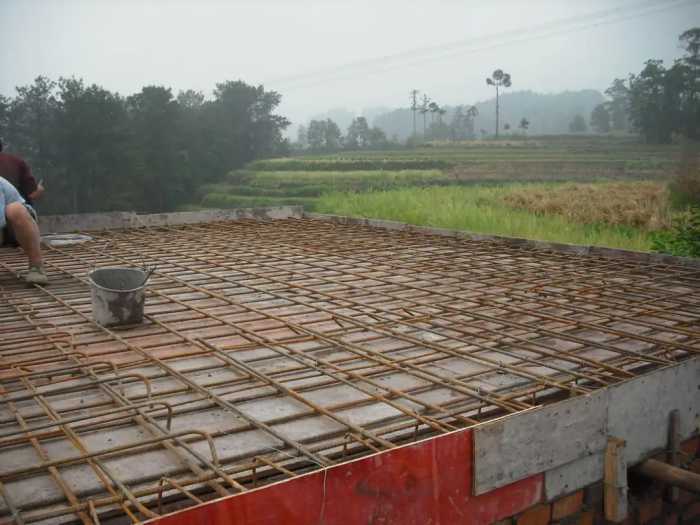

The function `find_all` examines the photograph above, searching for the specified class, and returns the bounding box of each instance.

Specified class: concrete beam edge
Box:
[305,212,700,268]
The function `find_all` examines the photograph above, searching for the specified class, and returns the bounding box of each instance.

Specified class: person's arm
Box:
[19,159,42,201]
[29,180,45,201]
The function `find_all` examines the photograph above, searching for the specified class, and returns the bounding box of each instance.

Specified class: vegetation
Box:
[316,186,654,251]
[0,77,290,214]
[486,69,512,138]
[624,28,700,143]
[0,26,697,259]
[500,182,670,230]
[651,208,700,257]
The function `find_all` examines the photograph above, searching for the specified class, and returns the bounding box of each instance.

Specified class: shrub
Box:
[651,207,700,257]
[668,144,700,208]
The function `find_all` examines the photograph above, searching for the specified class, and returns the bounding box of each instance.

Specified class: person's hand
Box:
[29,181,45,201]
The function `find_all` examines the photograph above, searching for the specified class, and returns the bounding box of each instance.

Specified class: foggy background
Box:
[1,0,697,128]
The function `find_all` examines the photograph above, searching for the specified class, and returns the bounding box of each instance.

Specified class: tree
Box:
[127,85,183,212]
[323,118,342,150]
[428,101,439,125]
[485,69,512,138]
[306,120,325,150]
[1,76,291,214]
[590,104,611,133]
[346,117,371,149]
[569,114,587,133]
[56,77,130,213]
[296,125,308,150]
[367,126,389,149]
[605,78,630,131]
[679,27,700,139]
[5,76,59,186]
[518,118,530,133]
[419,94,430,137]
[504,123,511,131]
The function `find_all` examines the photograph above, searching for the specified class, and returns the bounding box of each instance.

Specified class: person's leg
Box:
[5,202,47,284]
[5,202,43,266]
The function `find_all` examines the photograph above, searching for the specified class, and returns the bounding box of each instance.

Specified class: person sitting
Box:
[0,176,48,284]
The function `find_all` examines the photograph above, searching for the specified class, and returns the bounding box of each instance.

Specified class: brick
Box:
[578,510,594,525]
[516,504,551,525]
[689,459,700,474]
[663,513,679,525]
[680,437,699,458]
[678,489,697,505]
[681,501,700,522]
[559,513,594,525]
[584,482,604,511]
[552,491,584,520]
[638,497,664,524]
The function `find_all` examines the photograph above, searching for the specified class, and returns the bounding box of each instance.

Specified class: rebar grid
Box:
[1,217,698,524]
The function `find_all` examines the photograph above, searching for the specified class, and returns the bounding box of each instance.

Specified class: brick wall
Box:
[493,437,700,525]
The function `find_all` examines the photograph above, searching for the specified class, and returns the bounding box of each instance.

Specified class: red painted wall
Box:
[147,429,543,525]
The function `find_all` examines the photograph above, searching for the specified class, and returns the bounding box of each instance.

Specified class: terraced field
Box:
[192,137,685,251]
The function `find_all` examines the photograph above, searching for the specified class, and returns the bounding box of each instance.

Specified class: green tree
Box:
[605,78,629,131]
[569,114,587,133]
[324,118,342,150]
[296,125,308,150]
[419,94,430,137]
[486,69,512,138]
[590,104,611,133]
[518,117,530,133]
[367,126,389,149]
[127,86,184,211]
[346,117,371,149]
[307,120,325,151]
[55,77,131,213]
[679,27,700,139]
[627,60,683,143]
[5,77,59,186]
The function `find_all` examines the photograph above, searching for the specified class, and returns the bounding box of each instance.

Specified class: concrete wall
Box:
[38,207,304,234]
[36,207,700,267]
[305,212,700,268]
[474,360,699,499]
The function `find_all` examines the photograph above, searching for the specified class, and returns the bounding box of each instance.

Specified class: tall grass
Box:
[501,182,671,230]
[316,186,654,251]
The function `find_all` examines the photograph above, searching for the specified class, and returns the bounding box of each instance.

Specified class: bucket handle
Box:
[89,241,113,273]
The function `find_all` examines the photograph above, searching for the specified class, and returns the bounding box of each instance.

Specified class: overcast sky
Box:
[1,0,697,126]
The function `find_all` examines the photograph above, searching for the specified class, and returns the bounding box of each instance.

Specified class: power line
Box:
[267,0,698,92]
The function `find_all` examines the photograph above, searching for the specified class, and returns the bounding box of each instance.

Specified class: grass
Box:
[191,138,690,253]
[316,185,656,251]
[500,181,671,230]
[198,170,452,209]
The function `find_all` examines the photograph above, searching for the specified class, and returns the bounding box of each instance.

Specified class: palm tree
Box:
[519,117,530,134]
[486,69,512,138]
[428,101,440,124]
[419,94,430,136]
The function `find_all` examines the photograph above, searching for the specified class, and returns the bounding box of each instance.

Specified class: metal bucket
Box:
[88,267,146,326]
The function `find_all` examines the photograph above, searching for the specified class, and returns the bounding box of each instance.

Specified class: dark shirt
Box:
[0,153,37,203]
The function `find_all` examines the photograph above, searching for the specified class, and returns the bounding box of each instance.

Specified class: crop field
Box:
[194,137,688,252]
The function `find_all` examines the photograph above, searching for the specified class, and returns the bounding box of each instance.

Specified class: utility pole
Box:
[410,90,419,138]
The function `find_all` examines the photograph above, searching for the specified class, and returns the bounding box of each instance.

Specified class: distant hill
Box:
[371,90,605,141]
